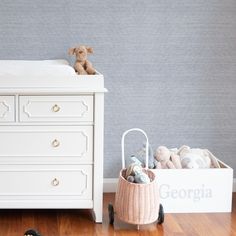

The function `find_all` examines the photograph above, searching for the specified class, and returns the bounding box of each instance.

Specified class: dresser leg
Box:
[93,93,104,223]
[93,206,103,223]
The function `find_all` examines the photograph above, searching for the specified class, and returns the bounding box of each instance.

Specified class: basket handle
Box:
[121,128,149,169]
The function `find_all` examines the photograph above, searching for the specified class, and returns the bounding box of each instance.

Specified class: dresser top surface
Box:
[0,60,106,94]
[0,74,106,94]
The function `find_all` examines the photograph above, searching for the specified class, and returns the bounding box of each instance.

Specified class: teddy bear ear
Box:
[177,145,190,156]
[86,47,94,54]
[68,47,76,55]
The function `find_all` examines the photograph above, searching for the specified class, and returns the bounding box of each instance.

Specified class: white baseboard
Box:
[103,178,236,193]
[103,178,118,192]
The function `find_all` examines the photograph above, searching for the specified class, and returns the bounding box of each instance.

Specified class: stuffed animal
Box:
[127,175,135,183]
[133,169,150,184]
[170,153,182,169]
[68,45,96,75]
[154,146,182,169]
[180,153,209,169]
[125,163,150,184]
[125,163,141,178]
[127,155,143,167]
[135,143,158,169]
[177,145,220,168]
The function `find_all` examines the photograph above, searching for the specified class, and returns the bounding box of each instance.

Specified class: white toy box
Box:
[153,159,233,213]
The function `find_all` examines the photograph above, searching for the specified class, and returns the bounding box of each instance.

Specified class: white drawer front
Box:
[19,95,93,122]
[0,166,92,199]
[0,126,93,161]
[0,96,15,122]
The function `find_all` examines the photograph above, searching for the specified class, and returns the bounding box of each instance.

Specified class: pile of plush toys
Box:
[125,144,220,184]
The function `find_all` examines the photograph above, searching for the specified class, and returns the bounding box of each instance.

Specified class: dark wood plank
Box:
[0,193,234,236]
[34,210,60,236]
[21,210,35,234]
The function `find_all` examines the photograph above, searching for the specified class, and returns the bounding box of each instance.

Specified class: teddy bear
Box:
[154,146,182,169]
[177,145,220,168]
[68,45,96,75]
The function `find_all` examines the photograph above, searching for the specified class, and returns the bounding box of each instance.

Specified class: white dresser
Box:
[0,67,106,223]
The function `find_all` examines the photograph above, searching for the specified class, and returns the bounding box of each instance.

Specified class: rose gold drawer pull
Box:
[52,178,59,186]
[52,139,60,147]
[52,104,60,112]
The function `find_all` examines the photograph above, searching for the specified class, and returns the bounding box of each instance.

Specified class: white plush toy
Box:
[180,153,209,169]
[178,145,220,169]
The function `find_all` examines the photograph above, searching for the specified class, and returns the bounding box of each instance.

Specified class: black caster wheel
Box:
[157,204,164,224]
[24,229,41,236]
[108,203,114,225]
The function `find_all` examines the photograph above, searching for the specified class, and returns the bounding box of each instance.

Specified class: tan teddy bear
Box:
[154,146,182,169]
[68,45,96,75]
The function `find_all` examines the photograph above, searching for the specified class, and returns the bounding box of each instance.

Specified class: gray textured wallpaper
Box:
[0,0,235,177]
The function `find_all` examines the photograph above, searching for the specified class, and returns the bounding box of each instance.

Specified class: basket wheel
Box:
[157,204,164,224]
[24,229,41,236]
[108,203,114,225]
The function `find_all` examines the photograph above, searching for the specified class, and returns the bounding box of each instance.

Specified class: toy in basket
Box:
[108,128,164,229]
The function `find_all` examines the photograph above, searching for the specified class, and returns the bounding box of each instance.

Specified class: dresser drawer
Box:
[0,96,15,122]
[19,95,93,122]
[0,126,93,161]
[0,165,92,199]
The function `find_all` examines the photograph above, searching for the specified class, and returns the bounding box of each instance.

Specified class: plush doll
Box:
[170,153,182,169]
[68,45,96,75]
[125,163,150,184]
[155,145,185,168]
[180,153,209,169]
[127,155,143,167]
[133,169,150,184]
[154,146,182,169]
[125,163,140,178]
[135,143,158,169]
[177,145,220,168]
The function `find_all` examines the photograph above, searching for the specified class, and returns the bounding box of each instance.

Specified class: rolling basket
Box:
[108,128,164,229]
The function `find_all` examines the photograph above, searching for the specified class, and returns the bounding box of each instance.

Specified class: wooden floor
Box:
[0,193,235,236]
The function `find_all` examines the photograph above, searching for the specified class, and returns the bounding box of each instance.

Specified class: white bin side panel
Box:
[153,166,233,213]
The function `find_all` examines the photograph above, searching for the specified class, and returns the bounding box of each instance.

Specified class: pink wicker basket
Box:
[114,128,160,225]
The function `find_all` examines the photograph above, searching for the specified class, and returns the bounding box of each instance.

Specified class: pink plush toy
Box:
[154,146,182,169]
[170,153,182,169]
